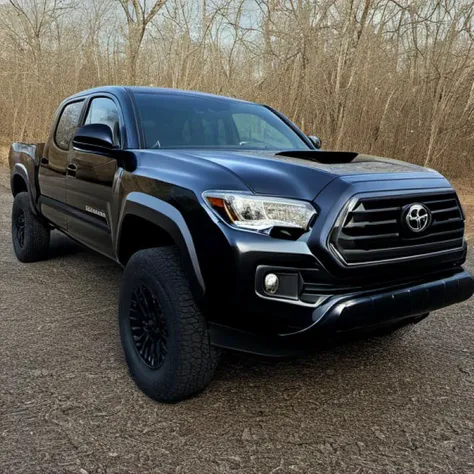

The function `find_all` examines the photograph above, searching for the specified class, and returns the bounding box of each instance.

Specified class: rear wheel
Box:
[12,192,50,262]
[119,247,220,403]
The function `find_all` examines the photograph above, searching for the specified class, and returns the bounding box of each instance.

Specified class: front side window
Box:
[84,97,121,146]
[55,101,84,150]
[133,93,310,151]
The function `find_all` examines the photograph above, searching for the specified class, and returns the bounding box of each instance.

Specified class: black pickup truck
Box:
[9,86,473,402]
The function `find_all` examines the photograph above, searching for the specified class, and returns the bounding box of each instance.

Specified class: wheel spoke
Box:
[135,287,150,318]
[140,335,149,357]
[16,209,26,248]
[141,287,155,317]
[133,330,146,342]
[130,307,147,321]
[129,283,168,369]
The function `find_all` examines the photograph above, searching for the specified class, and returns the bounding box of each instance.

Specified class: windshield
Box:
[133,92,311,151]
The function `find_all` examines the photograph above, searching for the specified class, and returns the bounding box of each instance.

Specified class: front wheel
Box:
[12,192,50,262]
[119,247,220,403]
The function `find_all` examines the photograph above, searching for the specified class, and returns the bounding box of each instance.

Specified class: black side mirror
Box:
[308,135,322,149]
[73,124,116,152]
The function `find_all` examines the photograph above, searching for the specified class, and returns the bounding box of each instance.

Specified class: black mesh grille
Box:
[331,192,464,264]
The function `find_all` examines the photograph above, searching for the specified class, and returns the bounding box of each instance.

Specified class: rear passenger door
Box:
[39,100,84,229]
[66,97,122,257]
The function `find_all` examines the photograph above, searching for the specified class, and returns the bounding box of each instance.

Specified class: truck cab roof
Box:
[68,85,253,105]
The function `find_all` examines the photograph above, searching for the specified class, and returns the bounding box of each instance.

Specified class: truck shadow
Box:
[48,230,85,259]
[214,326,423,381]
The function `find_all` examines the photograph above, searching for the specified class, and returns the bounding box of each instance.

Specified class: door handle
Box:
[40,157,49,166]
[67,163,77,177]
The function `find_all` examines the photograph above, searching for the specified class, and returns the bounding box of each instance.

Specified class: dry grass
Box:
[0,147,9,167]
[0,147,10,189]
[452,180,474,238]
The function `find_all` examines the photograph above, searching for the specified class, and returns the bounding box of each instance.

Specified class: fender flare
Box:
[116,192,206,300]
[11,164,38,215]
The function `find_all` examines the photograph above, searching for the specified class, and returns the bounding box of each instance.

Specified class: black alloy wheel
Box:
[15,208,26,248]
[11,192,50,262]
[119,247,220,402]
[130,284,168,369]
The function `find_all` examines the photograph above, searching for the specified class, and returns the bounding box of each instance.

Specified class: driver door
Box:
[66,96,122,258]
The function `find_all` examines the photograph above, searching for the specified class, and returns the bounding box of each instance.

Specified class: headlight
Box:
[203,191,316,234]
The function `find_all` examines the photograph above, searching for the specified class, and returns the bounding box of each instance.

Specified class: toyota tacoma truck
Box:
[9,86,474,402]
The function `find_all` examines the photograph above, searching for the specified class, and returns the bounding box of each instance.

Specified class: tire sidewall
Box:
[12,193,32,260]
[119,254,184,399]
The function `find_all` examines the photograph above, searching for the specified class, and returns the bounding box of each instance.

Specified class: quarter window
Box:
[55,101,84,150]
[84,97,121,146]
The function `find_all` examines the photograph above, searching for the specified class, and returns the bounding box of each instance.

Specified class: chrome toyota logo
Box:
[405,203,432,233]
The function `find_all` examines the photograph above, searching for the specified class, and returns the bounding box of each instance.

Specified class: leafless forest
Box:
[0,0,473,177]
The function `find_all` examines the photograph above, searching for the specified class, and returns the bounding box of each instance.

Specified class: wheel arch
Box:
[11,164,30,196]
[11,173,28,196]
[10,164,40,215]
[116,192,206,301]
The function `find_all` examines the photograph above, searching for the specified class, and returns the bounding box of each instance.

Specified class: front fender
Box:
[116,192,205,300]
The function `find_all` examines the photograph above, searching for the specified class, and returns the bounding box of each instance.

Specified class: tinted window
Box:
[233,113,294,148]
[134,93,309,151]
[85,97,121,146]
[55,101,84,150]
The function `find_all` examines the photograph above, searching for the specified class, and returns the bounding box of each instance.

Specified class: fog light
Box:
[264,273,279,294]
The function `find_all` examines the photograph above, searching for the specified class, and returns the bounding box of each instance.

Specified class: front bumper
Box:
[209,268,474,356]
[197,177,472,352]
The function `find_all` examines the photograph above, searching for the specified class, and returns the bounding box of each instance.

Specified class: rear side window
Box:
[55,101,84,150]
[84,97,121,146]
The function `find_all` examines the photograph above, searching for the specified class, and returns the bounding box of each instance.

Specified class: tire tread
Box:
[119,247,219,403]
[12,192,50,263]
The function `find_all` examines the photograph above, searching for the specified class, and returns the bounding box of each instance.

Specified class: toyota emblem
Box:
[404,203,432,233]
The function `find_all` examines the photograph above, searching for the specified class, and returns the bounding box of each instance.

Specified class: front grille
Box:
[330,192,464,265]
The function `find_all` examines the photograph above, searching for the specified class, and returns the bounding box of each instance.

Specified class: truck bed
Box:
[9,142,44,169]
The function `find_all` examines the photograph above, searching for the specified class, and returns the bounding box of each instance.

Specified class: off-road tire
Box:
[119,247,220,403]
[12,192,50,263]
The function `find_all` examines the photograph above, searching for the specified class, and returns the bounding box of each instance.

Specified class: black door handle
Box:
[40,157,49,166]
[67,164,77,177]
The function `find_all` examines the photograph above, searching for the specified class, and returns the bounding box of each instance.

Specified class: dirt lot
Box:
[1,164,474,473]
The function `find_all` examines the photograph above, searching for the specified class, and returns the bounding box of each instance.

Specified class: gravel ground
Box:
[0,179,474,474]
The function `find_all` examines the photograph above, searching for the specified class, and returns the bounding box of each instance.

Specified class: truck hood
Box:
[141,149,444,201]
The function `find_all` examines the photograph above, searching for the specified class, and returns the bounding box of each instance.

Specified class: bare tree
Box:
[117,0,167,84]
[0,0,473,178]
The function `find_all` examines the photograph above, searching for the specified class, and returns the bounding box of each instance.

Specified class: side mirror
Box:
[308,135,322,149]
[73,124,116,152]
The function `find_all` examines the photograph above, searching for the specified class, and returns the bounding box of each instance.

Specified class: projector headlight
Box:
[203,192,316,234]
